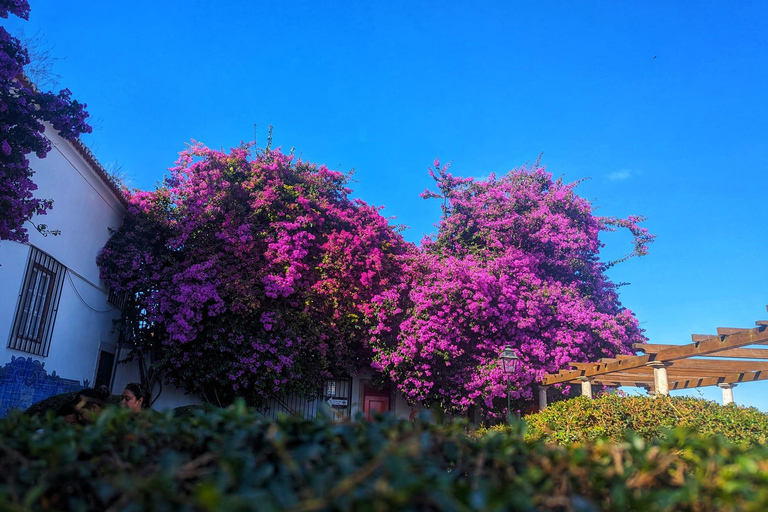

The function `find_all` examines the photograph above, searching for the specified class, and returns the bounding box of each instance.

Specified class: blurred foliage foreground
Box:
[2,401,768,512]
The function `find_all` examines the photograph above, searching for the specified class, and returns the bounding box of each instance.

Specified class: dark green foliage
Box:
[522,394,768,445]
[3,401,768,511]
[25,391,122,417]
[171,403,217,418]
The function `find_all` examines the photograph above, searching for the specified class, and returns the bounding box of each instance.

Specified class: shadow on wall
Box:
[0,356,84,416]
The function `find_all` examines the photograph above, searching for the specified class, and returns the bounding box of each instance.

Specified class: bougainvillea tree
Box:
[98,143,412,405]
[370,160,654,417]
[0,0,91,244]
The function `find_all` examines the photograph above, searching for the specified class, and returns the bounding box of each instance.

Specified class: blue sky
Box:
[6,1,768,408]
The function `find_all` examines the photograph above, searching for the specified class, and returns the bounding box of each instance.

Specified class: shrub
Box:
[97,143,412,407]
[3,401,768,511]
[371,162,653,418]
[521,394,768,445]
[171,403,217,418]
[25,391,122,417]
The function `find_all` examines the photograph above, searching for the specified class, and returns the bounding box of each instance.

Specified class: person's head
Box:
[73,386,110,424]
[122,382,149,412]
[56,402,78,425]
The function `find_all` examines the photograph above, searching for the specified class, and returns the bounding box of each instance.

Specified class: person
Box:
[55,402,79,425]
[72,386,111,424]
[121,382,150,412]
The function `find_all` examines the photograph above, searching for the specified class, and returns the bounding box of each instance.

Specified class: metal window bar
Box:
[18,264,54,345]
[107,288,127,310]
[261,393,320,421]
[8,247,66,356]
[325,378,352,421]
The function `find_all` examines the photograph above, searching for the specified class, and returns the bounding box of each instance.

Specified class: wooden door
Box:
[364,395,390,420]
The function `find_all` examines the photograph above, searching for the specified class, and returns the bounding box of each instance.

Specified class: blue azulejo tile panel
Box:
[0,355,84,416]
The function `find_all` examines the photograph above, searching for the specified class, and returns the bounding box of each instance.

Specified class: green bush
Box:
[520,394,768,445]
[25,391,122,417]
[171,403,217,418]
[3,401,768,511]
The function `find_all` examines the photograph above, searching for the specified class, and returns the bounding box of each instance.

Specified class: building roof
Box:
[18,74,129,208]
[68,136,129,208]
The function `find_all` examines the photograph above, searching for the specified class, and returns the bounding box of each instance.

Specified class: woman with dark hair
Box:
[56,401,78,425]
[73,386,111,424]
[121,382,150,412]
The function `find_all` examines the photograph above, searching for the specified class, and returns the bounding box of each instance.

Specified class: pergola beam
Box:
[634,343,768,360]
[717,327,748,335]
[615,360,768,373]
[676,369,768,388]
[593,372,768,391]
[669,360,768,372]
[543,324,768,385]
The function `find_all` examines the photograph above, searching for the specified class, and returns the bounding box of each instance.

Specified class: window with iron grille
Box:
[8,246,66,356]
[107,287,127,310]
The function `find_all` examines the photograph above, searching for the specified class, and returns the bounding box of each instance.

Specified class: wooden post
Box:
[578,377,593,399]
[718,383,736,405]
[647,362,670,397]
[538,385,549,410]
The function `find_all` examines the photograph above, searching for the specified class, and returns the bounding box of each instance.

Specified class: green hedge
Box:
[25,392,212,419]
[519,394,768,445]
[3,402,768,511]
[25,391,122,417]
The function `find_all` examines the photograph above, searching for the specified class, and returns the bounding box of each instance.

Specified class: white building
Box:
[0,123,422,419]
[0,125,126,415]
[0,122,200,414]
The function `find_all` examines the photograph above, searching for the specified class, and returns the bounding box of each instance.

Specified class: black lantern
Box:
[499,345,519,423]
[499,345,519,375]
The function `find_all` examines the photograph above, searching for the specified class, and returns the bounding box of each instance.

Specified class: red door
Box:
[364,395,390,420]
[362,384,391,420]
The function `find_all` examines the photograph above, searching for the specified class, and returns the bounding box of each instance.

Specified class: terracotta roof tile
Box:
[18,74,129,208]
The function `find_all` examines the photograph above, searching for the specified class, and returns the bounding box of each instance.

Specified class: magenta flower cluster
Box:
[0,0,91,245]
[100,148,653,415]
[369,161,653,416]
[98,143,412,405]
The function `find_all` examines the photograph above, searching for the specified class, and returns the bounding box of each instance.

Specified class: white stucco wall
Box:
[24,130,125,283]
[0,242,29,344]
[0,125,126,391]
[111,357,203,412]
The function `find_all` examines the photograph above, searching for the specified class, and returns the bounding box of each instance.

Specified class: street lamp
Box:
[499,345,520,424]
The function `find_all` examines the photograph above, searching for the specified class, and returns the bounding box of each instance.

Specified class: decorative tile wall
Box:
[0,355,84,416]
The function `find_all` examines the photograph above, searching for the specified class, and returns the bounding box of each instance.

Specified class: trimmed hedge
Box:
[25,391,122,417]
[519,394,768,445]
[25,392,213,419]
[171,403,217,418]
[3,402,768,511]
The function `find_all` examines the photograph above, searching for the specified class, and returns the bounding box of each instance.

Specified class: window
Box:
[8,246,66,356]
[107,287,127,310]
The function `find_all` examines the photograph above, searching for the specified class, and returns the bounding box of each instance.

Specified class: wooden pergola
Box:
[538,306,768,409]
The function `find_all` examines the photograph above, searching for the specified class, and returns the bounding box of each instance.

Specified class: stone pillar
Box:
[647,362,670,397]
[718,383,737,405]
[538,386,549,410]
[578,377,593,399]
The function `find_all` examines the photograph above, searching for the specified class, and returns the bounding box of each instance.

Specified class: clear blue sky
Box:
[7,1,768,408]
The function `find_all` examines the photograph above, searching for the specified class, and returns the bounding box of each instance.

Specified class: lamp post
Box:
[499,345,520,424]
